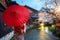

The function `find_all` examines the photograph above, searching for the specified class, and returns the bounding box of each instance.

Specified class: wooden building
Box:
[25,6,39,25]
[0,0,13,38]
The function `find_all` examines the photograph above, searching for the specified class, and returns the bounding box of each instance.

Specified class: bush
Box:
[48,27,55,32]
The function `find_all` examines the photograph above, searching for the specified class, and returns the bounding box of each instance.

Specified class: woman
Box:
[14,24,26,40]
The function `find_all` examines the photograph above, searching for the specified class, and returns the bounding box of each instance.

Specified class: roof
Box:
[0,1,6,9]
[0,1,7,12]
[24,5,38,13]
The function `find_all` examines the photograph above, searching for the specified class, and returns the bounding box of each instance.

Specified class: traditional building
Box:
[25,5,38,18]
[24,6,39,25]
[0,0,13,39]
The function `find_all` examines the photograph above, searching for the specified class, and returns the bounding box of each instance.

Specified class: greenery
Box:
[55,32,60,37]
[48,25,60,38]
[10,37,14,40]
[48,26,55,32]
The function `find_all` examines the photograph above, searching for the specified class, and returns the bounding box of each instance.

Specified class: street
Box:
[25,28,59,40]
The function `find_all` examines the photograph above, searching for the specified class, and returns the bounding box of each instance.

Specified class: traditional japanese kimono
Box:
[14,24,26,40]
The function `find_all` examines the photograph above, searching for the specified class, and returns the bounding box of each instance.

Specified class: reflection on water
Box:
[38,23,49,40]
[38,23,45,32]
[38,23,49,33]
[38,23,45,40]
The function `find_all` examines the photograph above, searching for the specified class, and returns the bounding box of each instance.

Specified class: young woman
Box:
[14,24,26,40]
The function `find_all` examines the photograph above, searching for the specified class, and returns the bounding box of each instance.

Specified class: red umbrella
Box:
[2,5,30,27]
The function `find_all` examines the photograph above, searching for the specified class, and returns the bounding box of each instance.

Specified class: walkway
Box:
[25,29,59,40]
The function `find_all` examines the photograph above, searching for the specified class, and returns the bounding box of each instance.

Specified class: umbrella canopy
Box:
[2,5,30,27]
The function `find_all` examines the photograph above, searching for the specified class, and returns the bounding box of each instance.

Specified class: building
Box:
[25,6,39,25]
[25,5,38,18]
[0,0,14,39]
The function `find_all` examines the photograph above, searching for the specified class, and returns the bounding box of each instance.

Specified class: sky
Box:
[12,0,49,10]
